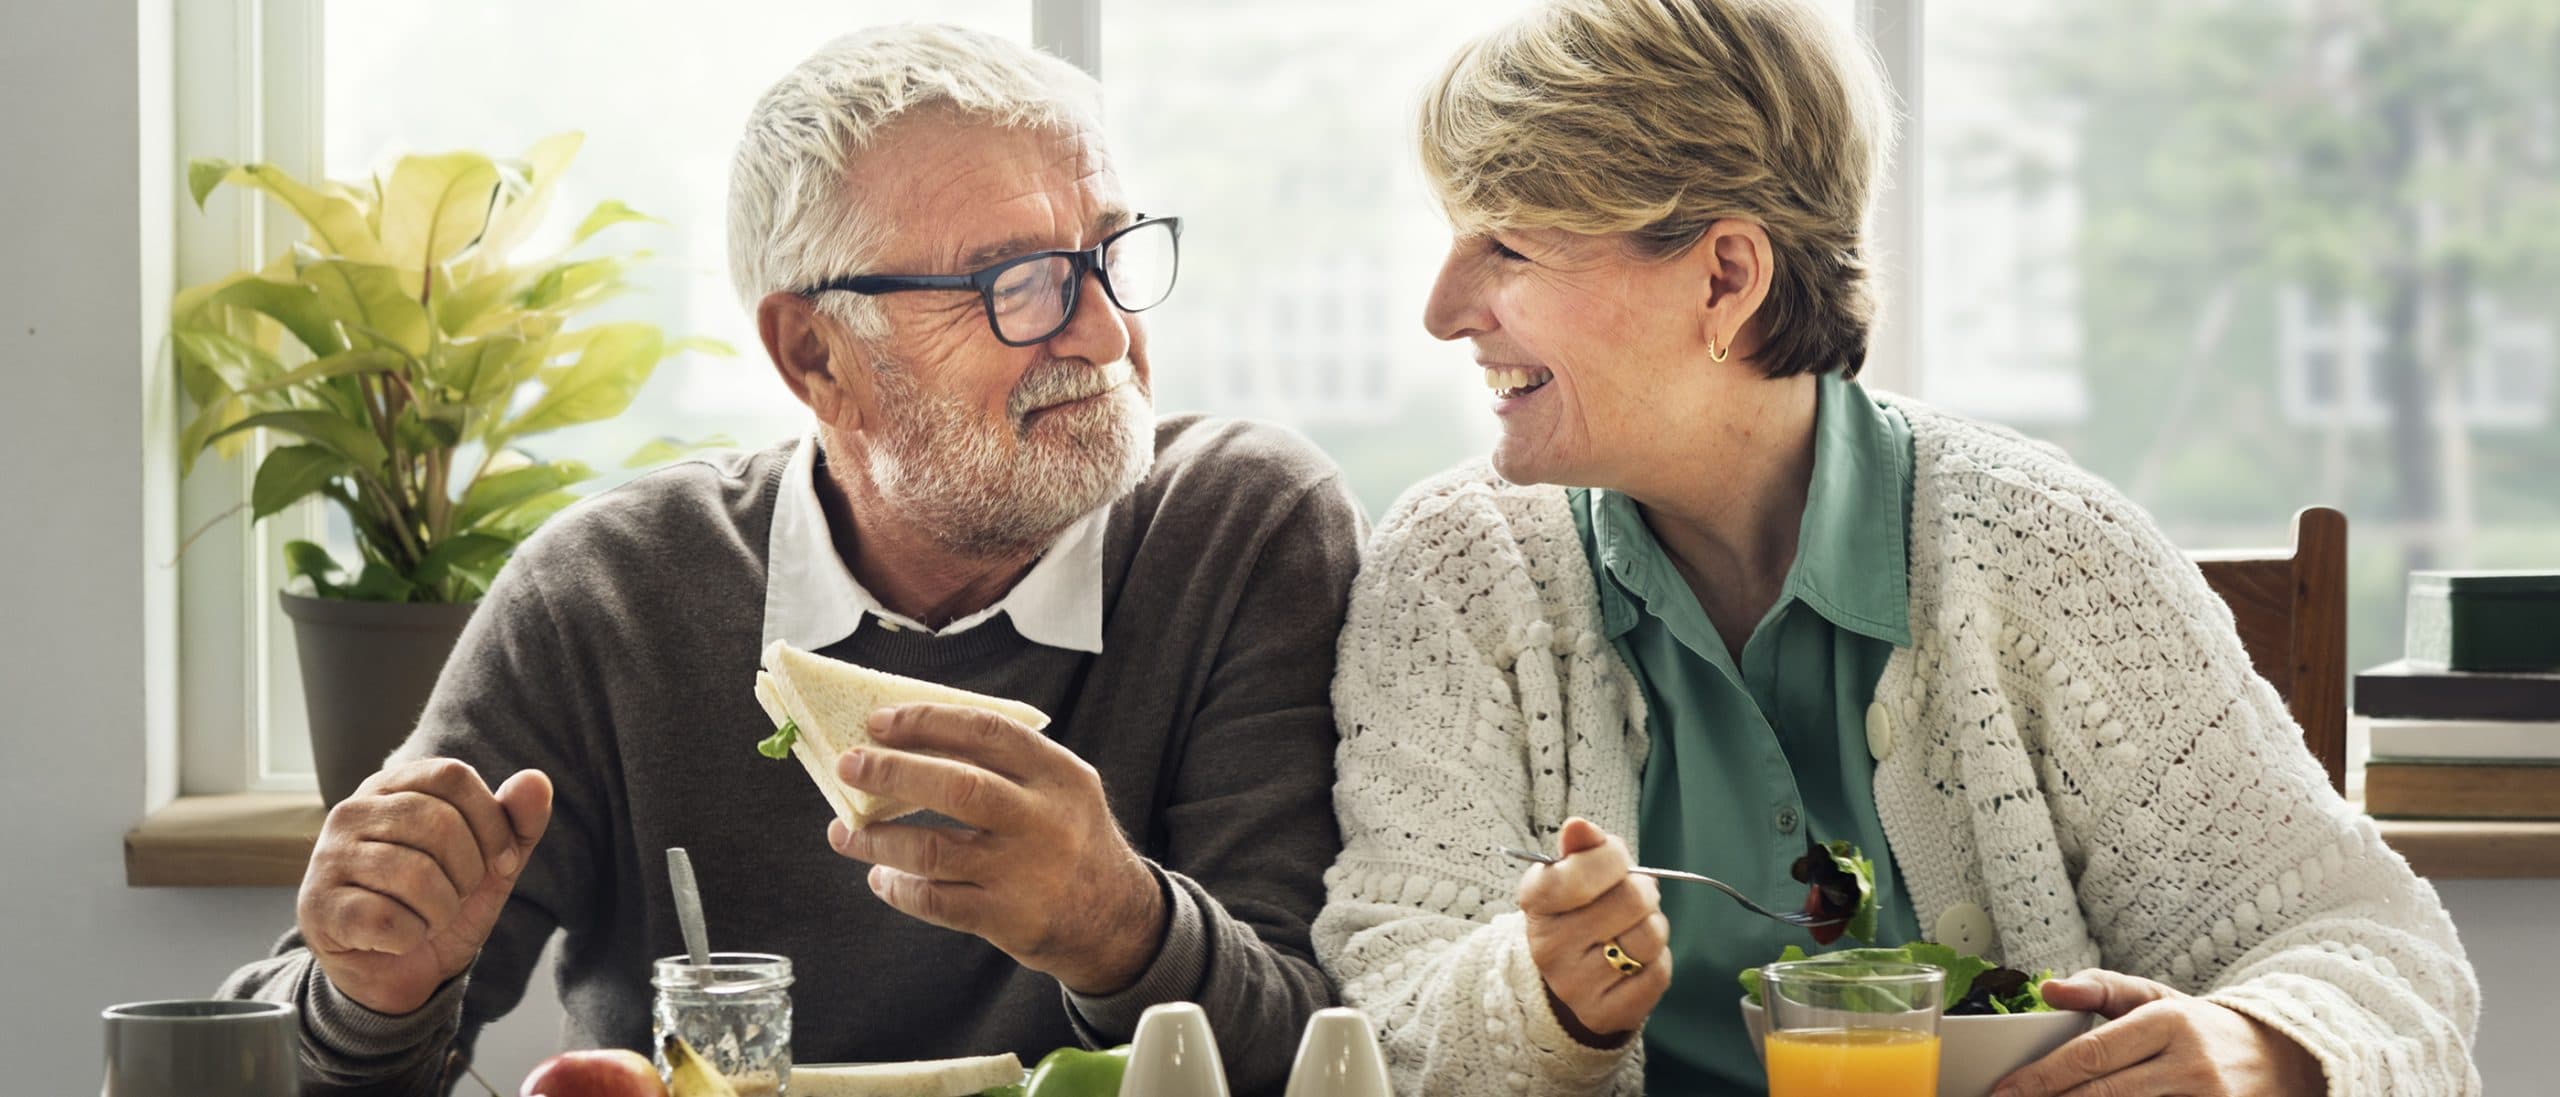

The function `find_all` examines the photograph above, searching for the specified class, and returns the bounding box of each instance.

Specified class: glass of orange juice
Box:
[1761,958,1944,1097]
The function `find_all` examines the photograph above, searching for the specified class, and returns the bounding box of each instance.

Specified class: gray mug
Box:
[101,999,297,1097]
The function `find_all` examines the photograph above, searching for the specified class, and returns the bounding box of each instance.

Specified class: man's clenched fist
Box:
[297,759,552,1015]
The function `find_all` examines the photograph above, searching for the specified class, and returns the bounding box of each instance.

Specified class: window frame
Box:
[171,0,329,797]
[165,0,1106,795]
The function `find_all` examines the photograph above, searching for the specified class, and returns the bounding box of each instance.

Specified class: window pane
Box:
[1918,0,2560,672]
[308,3,1026,774]
[325,3,1025,455]
[1103,1,1548,516]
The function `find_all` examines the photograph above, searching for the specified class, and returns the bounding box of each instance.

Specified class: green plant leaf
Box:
[393,407,465,454]
[300,260,431,356]
[176,393,246,475]
[570,199,659,246]
[171,340,237,410]
[382,151,502,286]
[480,488,579,540]
[432,333,535,409]
[411,532,513,588]
[233,348,404,397]
[282,539,346,599]
[621,434,736,469]
[203,163,388,264]
[452,459,593,532]
[445,560,504,600]
[475,132,584,263]
[187,158,237,208]
[172,270,251,323]
[499,323,663,440]
[208,276,351,358]
[251,445,348,520]
[518,255,631,312]
[433,267,524,338]
[207,410,390,470]
[173,329,286,395]
[344,560,419,603]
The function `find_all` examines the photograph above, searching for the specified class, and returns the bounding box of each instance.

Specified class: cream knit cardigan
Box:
[1315,400,2479,1096]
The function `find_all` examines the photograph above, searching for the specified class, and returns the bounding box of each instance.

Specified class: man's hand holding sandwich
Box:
[828,703,1168,996]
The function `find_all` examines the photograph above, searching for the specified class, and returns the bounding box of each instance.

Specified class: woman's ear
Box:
[1696,219,1775,359]
[758,292,868,430]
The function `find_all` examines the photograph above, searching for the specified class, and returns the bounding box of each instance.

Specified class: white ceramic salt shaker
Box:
[1118,1001,1230,1097]
[1280,1007,1393,1097]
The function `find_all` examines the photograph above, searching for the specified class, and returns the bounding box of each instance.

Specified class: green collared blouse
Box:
[1567,372,1926,1095]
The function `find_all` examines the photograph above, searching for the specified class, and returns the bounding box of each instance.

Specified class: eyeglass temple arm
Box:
[819,272,979,296]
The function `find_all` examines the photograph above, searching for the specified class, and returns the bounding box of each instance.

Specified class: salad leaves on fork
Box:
[1791,838,1878,944]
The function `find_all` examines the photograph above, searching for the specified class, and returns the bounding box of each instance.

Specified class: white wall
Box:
[0,2,559,1093]
[0,3,2549,1094]
[2434,882,2560,1088]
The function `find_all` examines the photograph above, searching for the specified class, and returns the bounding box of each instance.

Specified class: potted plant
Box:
[174,133,726,804]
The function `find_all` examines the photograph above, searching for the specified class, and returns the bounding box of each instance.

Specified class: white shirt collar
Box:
[760,433,1108,654]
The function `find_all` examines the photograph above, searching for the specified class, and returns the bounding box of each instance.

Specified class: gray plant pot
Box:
[279,591,479,807]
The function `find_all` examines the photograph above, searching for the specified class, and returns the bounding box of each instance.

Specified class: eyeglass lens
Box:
[988,220,1178,344]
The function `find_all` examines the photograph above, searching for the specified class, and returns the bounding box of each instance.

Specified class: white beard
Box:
[860,356,1155,559]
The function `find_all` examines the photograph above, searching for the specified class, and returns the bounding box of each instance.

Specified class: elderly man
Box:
[217,24,1359,1095]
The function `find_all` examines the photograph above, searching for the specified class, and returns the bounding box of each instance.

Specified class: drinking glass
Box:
[1760,958,1944,1097]
[652,952,792,1097]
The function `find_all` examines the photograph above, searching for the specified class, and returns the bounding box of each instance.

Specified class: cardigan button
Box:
[1865,701,1896,761]
[1934,902,1996,956]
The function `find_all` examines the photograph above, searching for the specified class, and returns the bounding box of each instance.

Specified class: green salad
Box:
[1759,838,2056,1016]
[1792,838,1878,945]
[1741,943,2057,1016]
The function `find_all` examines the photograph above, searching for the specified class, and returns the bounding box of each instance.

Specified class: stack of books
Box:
[2358,661,2560,818]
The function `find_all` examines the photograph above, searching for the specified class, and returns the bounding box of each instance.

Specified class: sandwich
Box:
[785,1052,1025,1097]
[751,640,1051,830]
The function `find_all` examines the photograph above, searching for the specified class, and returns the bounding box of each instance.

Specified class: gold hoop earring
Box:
[1707,333,1731,364]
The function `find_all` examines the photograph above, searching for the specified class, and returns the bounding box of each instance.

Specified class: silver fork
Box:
[1498,846,1844,930]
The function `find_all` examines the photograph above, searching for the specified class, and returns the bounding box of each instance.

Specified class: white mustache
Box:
[1008,359,1135,419]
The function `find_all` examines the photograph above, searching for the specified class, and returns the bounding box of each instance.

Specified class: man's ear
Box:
[758,292,868,429]
[1696,219,1775,359]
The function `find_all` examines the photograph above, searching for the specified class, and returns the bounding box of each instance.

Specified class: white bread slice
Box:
[787,1053,1024,1097]
[755,641,1051,830]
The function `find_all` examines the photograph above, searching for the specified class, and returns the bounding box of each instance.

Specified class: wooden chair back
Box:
[2190,507,2350,794]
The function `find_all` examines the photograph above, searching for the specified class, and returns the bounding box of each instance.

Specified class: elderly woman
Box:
[1314,1,2478,1095]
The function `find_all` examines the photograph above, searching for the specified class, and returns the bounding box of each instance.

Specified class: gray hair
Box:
[1421,0,1896,378]
[726,24,1103,339]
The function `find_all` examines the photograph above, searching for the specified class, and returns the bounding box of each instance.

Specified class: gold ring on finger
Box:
[1603,936,1644,977]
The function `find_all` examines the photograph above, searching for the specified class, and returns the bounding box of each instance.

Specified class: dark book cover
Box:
[2354,659,2560,721]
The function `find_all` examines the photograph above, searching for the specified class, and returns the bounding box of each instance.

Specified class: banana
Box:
[660,1034,743,1097]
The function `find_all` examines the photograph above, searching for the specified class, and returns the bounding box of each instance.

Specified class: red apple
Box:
[520,1048,668,1097]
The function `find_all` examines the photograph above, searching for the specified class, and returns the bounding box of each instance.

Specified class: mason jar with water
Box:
[652,952,792,1096]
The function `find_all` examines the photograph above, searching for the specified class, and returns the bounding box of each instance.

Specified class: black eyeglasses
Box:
[802,216,1183,347]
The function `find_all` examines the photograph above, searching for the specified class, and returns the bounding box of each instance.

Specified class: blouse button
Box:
[1775,806,1801,835]
[1934,902,1996,956]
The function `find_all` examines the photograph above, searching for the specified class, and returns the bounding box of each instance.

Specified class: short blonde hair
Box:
[1420,0,1895,377]
[727,24,1101,339]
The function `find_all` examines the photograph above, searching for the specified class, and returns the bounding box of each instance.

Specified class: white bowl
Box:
[1740,997,2091,1097]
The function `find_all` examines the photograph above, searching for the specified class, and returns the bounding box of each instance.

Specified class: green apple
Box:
[1020,1045,1131,1097]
